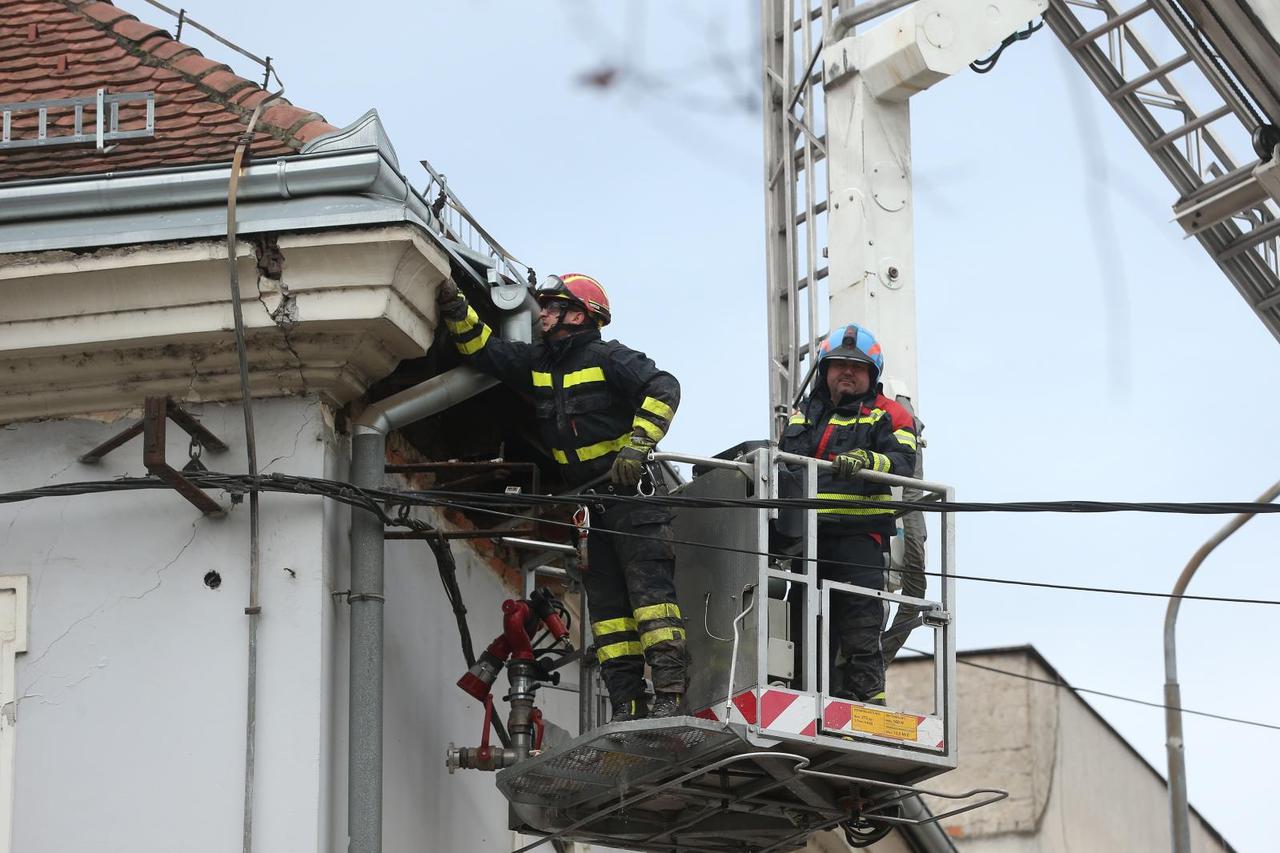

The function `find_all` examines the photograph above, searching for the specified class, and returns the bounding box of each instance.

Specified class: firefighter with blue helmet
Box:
[436,273,689,721]
[780,324,918,705]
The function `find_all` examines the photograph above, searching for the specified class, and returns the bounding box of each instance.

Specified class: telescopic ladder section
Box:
[762,1,846,437]
[1044,0,1280,341]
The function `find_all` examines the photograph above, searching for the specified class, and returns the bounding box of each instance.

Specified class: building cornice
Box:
[0,225,449,423]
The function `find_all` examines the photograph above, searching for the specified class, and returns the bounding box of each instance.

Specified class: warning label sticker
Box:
[849,706,920,741]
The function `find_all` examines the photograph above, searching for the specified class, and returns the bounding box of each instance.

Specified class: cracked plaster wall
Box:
[0,395,585,852]
[1,397,332,852]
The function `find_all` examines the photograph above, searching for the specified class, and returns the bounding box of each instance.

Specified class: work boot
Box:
[648,692,685,719]
[859,691,887,707]
[610,697,649,722]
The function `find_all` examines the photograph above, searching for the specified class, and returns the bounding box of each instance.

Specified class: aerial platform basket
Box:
[496,447,985,852]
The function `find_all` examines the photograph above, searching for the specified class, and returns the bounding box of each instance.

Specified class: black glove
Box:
[832,449,871,479]
[609,435,655,487]
[436,280,467,320]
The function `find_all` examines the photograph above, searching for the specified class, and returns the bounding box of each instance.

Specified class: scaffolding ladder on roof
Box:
[0,90,154,152]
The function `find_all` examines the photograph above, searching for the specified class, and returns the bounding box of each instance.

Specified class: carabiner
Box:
[637,466,656,498]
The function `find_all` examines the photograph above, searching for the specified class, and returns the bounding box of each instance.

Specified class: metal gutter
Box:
[0,148,388,223]
[346,294,537,853]
[0,146,445,255]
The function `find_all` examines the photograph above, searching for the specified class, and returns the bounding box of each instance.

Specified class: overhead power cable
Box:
[422,486,1280,518]
[903,647,1280,732]
[416,493,1280,607]
[4,473,1279,606]
[9,473,1280,518]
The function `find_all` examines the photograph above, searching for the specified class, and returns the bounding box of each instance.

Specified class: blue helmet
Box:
[816,324,883,385]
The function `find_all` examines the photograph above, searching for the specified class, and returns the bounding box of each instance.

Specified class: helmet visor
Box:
[535,275,584,312]
[822,346,874,367]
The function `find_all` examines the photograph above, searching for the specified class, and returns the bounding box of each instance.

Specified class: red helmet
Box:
[535,273,611,326]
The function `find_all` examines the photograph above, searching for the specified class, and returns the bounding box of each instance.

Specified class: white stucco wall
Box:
[376,488,584,852]
[0,395,589,853]
[2,397,332,852]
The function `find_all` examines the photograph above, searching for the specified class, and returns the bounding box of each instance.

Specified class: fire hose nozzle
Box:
[456,649,504,701]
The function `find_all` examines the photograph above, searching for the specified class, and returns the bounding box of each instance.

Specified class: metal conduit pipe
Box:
[347,293,536,853]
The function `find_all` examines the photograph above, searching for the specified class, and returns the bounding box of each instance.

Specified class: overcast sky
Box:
[113,1,1279,848]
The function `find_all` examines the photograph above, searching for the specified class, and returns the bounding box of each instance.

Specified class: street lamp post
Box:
[1164,478,1280,853]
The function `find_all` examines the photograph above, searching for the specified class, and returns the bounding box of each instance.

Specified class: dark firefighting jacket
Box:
[779,386,918,536]
[444,300,680,487]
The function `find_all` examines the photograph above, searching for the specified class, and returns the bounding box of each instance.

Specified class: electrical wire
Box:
[12,473,1280,517]
[902,647,1280,732]
[226,90,282,853]
[416,494,1280,606]
[6,473,1280,605]
[416,486,1280,517]
[970,20,1043,74]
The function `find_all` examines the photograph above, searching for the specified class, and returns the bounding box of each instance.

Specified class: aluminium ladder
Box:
[1043,1,1280,338]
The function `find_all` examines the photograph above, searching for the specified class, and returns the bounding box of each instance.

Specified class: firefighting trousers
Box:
[819,532,888,701]
[585,500,690,703]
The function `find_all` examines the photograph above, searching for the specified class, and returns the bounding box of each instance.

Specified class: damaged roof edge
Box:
[0,110,443,256]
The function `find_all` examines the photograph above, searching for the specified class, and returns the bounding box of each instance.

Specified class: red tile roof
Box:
[0,1,338,182]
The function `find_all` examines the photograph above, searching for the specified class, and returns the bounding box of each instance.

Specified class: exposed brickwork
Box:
[0,1,339,182]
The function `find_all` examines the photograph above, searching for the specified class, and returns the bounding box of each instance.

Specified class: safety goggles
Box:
[534,275,569,299]
[534,275,581,309]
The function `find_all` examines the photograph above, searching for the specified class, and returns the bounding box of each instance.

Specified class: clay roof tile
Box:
[0,1,340,182]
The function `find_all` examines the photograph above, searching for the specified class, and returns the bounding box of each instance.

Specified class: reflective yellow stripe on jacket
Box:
[826,411,886,427]
[815,492,896,515]
[633,396,674,443]
[550,431,632,465]
[641,396,674,420]
[632,415,665,442]
[563,367,606,388]
[447,306,491,355]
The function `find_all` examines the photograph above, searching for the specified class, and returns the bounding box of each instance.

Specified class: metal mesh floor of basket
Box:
[498,717,870,853]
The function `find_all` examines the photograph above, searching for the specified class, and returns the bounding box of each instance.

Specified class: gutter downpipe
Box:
[1164,478,1280,853]
[346,294,537,853]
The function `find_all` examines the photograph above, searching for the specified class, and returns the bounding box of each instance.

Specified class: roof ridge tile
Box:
[62,1,338,150]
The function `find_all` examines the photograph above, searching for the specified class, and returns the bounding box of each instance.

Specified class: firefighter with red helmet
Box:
[780,324,918,705]
[436,273,689,721]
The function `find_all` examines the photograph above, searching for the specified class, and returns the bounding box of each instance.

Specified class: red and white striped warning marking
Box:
[693,689,942,750]
[693,688,757,725]
[757,688,818,737]
[695,688,818,735]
